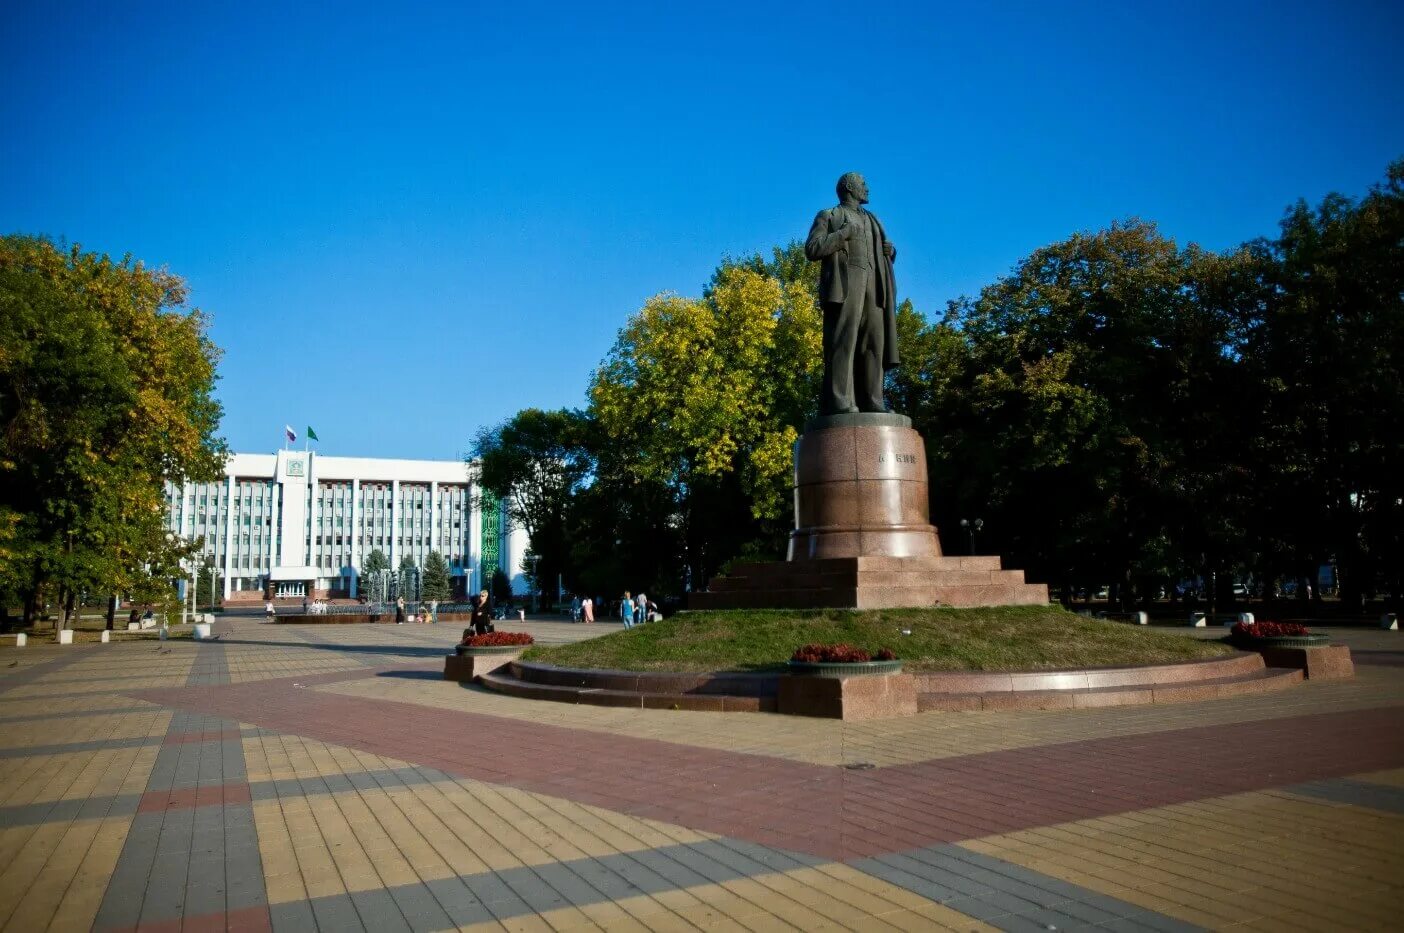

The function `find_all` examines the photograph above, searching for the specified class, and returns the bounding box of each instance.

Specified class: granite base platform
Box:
[689,555,1049,610]
[1256,644,1354,680]
[690,415,1047,609]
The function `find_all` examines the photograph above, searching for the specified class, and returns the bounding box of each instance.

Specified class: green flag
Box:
[306,425,319,442]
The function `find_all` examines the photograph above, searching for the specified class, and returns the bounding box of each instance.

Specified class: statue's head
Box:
[837,172,869,204]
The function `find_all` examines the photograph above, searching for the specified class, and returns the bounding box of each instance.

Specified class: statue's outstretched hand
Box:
[884,241,897,260]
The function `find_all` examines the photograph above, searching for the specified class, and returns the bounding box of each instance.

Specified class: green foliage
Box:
[585,241,821,592]
[521,605,1234,672]
[475,160,1404,608]
[0,235,226,624]
[397,554,418,601]
[940,219,1261,598]
[490,568,513,603]
[360,548,390,575]
[420,550,452,602]
[473,408,592,602]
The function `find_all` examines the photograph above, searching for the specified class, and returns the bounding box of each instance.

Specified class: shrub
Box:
[791,643,898,663]
[1231,620,1310,638]
[463,631,534,647]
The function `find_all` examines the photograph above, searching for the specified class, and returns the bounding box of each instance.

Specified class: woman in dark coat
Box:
[470,589,494,636]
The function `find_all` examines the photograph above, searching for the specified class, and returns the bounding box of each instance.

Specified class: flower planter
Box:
[787,659,903,677]
[1233,633,1329,650]
[455,644,525,656]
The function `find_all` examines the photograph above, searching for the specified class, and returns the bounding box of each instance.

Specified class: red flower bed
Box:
[791,643,898,663]
[1231,620,1310,638]
[462,631,534,647]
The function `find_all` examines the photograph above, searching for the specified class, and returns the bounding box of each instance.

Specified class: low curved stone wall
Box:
[484,649,1320,717]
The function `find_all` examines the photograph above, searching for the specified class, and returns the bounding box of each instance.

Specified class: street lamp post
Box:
[959,518,983,555]
[525,555,541,613]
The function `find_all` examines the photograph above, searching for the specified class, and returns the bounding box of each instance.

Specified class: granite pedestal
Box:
[691,413,1048,610]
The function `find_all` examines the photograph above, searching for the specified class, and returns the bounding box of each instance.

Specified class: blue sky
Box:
[4,0,1402,460]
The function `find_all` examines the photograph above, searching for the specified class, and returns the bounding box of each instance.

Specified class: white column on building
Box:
[222,474,235,599]
[349,478,361,598]
[307,452,319,578]
[429,481,439,560]
[468,477,482,591]
[390,479,400,566]
[268,477,281,579]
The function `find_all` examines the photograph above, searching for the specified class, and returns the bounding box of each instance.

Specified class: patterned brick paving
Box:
[127,672,1404,861]
[0,620,1400,931]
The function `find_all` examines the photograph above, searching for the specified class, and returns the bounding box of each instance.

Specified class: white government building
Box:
[164,449,528,601]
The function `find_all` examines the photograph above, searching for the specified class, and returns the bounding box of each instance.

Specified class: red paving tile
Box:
[137,782,252,813]
[162,728,243,745]
[124,677,1404,861]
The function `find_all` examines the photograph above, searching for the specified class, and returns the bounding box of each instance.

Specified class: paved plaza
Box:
[0,619,1400,932]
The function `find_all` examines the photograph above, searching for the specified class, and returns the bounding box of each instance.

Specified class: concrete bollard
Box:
[1132,611,1149,625]
[15,634,25,647]
[1238,612,1255,625]
[127,622,140,631]
[100,630,110,643]
[1188,612,1207,628]
[193,623,212,641]
[158,625,168,641]
[1384,613,1399,631]
[57,629,74,644]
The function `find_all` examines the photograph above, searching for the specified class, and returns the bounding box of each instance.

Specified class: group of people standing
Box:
[620,590,660,628]
[568,592,660,627]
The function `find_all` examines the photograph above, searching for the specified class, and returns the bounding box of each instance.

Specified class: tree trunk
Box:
[106,595,118,630]
[63,590,77,629]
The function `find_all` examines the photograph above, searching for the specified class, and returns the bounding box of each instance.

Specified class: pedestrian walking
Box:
[571,595,582,623]
[635,591,648,625]
[264,600,275,621]
[621,591,635,629]
[395,595,406,624]
[582,596,594,623]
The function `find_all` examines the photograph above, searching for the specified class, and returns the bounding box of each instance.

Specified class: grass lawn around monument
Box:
[520,605,1237,673]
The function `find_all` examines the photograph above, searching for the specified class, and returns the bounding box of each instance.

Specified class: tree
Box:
[195,555,223,609]
[473,408,593,600]
[945,219,1256,605]
[490,568,513,604]
[358,548,390,601]
[0,236,226,627]
[589,252,821,588]
[1244,159,1404,607]
[397,554,418,602]
[421,550,452,603]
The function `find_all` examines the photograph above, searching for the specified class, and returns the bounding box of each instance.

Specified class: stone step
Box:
[477,669,773,712]
[916,652,1265,693]
[688,581,1051,611]
[708,569,1029,591]
[917,667,1303,711]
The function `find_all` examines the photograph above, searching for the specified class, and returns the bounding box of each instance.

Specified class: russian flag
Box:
[285,424,297,444]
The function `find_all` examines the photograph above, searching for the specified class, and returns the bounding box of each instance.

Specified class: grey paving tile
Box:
[423,877,499,926]
[849,843,1202,933]
[1287,778,1404,815]
[349,888,412,932]
[270,898,319,931]
[385,882,456,931]
[0,704,155,724]
[309,891,367,932]
[0,735,161,758]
